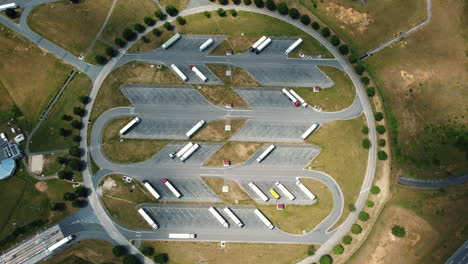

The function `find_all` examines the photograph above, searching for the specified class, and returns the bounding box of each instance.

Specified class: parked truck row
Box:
[281,88,308,108]
[248,180,316,202]
[170,141,201,162]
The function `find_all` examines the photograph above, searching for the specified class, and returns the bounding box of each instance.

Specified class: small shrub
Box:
[67,159,83,171]
[243,0,252,5]
[362,138,371,149]
[56,156,68,164]
[217,8,226,17]
[49,202,66,211]
[141,246,154,256]
[59,128,72,137]
[73,135,82,142]
[351,224,362,234]
[95,55,107,65]
[230,9,238,17]
[153,253,169,264]
[122,28,137,41]
[74,186,88,197]
[330,35,340,46]
[366,87,376,97]
[163,22,173,30]
[204,11,211,18]
[359,211,370,222]
[63,192,76,201]
[69,146,81,157]
[105,47,118,57]
[71,199,83,208]
[218,0,228,4]
[362,126,369,134]
[233,0,242,4]
[58,170,72,180]
[5,8,17,19]
[71,120,83,129]
[152,28,162,36]
[378,139,386,147]
[254,0,264,8]
[311,21,320,30]
[112,245,127,257]
[333,244,344,255]
[354,64,365,75]
[115,38,127,47]
[376,125,386,134]
[176,16,186,25]
[154,10,165,20]
[361,76,370,85]
[392,225,406,237]
[123,254,140,264]
[366,200,375,207]
[307,245,315,256]
[338,44,349,55]
[321,27,330,38]
[133,23,145,33]
[349,54,358,63]
[165,5,179,16]
[142,36,150,43]
[143,16,155,26]
[377,151,388,160]
[288,8,300,19]
[277,2,288,15]
[348,203,356,211]
[370,185,381,194]
[300,14,311,25]
[374,112,384,121]
[320,254,333,264]
[62,114,72,121]
[266,0,276,10]
[342,235,352,245]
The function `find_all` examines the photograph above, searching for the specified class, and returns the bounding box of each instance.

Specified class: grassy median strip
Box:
[198,85,249,108]
[204,142,262,166]
[202,177,254,204]
[193,119,247,142]
[206,64,260,87]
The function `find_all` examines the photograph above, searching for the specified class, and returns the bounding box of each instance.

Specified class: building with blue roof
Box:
[0,141,22,180]
[0,159,16,180]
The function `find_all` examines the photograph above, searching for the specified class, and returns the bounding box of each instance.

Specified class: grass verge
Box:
[85,40,112,64]
[198,85,249,108]
[128,27,175,53]
[203,142,262,166]
[193,119,247,142]
[202,177,254,204]
[206,64,260,87]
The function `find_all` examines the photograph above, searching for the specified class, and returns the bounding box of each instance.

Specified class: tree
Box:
[104,47,117,58]
[134,23,145,33]
[348,203,356,211]
[366,87,376,97]
[69,147,82,157]
[378,139,386,147]
[338,44,349,55]
[71,120,83,129]
[95,55,107,65]
[73,135,81,142]
[153,253,168,264]
[152,28,162,36]
[342,235,352,245]
[115,38,127,48]
[254,0,264,8]
[351,224,362,234]
[321,27,330,38]
[154,10,165,20]
[112,245,127,257]
[320,254,333,264]
[176,16,186,25]
[233,0,242,4]
[63,192,76,201]
[374,112,384,121]
[218,0,228,5]
[362,125,369,134]
[392,225,406,237]
[230,9,238,17]
[71,199,83,208]
[73,107,85,116]
[122,28,137,41]
[359,211,370,221]
[217,8,226,17]
[59,128,72,137]
[366,200,375,207]
[123,254,140,264]
[311,21,320,30]
[348,54,358,63]
[243,0,252,5]
[143,16,155,26]
[165,5,179,16]
[376,125,386,134]
[300,14,311,25]
[333,245,344,255]
[56,156,68,164]
[361,76,370,85]
[58,170,72,180]
[62,114,72,121]
[204,11,211,18]
[307,245,315,256]
[140,246,154,256]
[362,138,371,149]
[330,35,340,46]
[163,22,173,30]
[70,0,80,3]
[354,64,365,75]
[266,0,276,11]
[74,186,88,197]
[377,151,388,160]
[68,159,83,171]
[370,185,381,194]
[288,8,300,19]
[79,95,90,104]
[277,2,288,15]
[5,8,17,19]
[49,202,66,211]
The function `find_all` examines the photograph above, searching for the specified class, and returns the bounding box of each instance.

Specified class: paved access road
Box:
[398,173,468,189]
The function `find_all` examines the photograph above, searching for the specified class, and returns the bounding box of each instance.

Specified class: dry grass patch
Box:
[41,152,67,176]
[210,36,258,55]
[28,0,113,56]
[193,119,247,142]
[142,241,313,264]
[202,177,253,204]
[159,0,189,11]
[43,240,118,264]
[258,178,333,234]
[128,28,175,53]
[198,85,249,108]
[207,64,260,87]
[204,142,262,166]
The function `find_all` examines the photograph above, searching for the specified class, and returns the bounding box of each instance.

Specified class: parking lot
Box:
[243,144,320,168]
[159,35,226,54]
[143,177,220,203]
[148,142,224,167]
[230,120,312,142]
[121,85,209,106]
[234,88,297,108]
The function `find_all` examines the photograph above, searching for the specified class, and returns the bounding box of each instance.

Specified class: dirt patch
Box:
[35,181,48,192]
[102,177,117,192]
[325,3,373,32]
[29,154,44,174]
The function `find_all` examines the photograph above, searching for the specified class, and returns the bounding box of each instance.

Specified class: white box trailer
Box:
[296,180,316,200]
[301,122,320,140]
[170,64,188,81]
[251,36,267,52]
[180,143,200,162]
[223,207,244,227]
[190,65,207,82]
[186,120,206,138]
[254,209,274,230]
[169,233,196,239]
[119,117,141,135]
[176,142,194,158]
[274,181,296,200]
[46,235,73,253]
[138,208,159,230]
[209,207,229,228]
[199,38,214,51]
[143,181,161,200]
[162,33,181,49]
[289,89,308,107]
[162,178,182,198]
[285,38,303,55]
[248,182,269,202]
[256,144,275,163]
[282,88,300,107]
[255,38,272,54]
[0,3,18,12]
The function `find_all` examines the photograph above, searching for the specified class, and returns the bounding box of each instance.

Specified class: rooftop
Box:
[0,159,16,180]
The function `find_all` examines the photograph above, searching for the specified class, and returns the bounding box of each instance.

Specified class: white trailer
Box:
[254,209,274,229]
[223,207,244,227]
[289,89,308,107]
[143,181,161,200]
[180,143,200,162]
[162,178,182,198]
[162,33,181,49]
[119,117,141,135]
[285,38,303,55]
[0,3,18,12]
[209,207,229,228]
[199,38,214,51]
[256,144,275,163]
[296,180,316,200]
[255,38,272,54]
[248,182,269,202]
[176,142,194,158]
[168,233,196,239]
[46,235,73,253]
[170,64,188,81]
[274,181,296,200]
[251,36,267,52]
[301,122,320,140]
[138,208,159,230]
[281,88,300,107]
[186,120,206,138]
[190,65,207,82]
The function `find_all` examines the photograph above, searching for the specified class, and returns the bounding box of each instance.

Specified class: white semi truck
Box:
[248,182,269,202]
[256,144,275,163]
[285,38,303,55]
[0,3,18,12]
[170,64,188,81]
[289,89,308,107]
[301,122,320,140]
[186,120,206,138]
[254,209,274,229]
[46,235,73,253]
[209,207,229,228]
[251,36,267,52]
[143,180,161,200]
[190,65,207,82]
[162,178,182,198]
[199,38,214,51]
[256,38,272,54]
[138,208,159,230]
[175,142,194,158]
[168,233,196,239]
[296,180,316,200]
[281,88,300,107]
[180,143,200,162]
[274,181,296,200]
[162,33,181,49]
[223,207,244,227]
[119,117,141,135]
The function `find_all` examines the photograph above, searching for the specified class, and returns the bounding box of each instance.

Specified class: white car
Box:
[0,133,7,141]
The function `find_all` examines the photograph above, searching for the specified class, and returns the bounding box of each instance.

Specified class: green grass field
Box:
[85,40,112,64]
[43,239,118,264]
